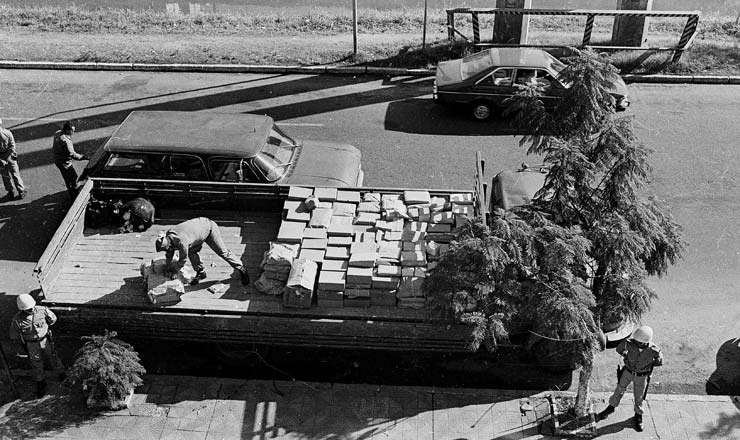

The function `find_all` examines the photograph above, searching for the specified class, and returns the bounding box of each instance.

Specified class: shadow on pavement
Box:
[699,406,740,440]
[0,191,70,262]
[706,338,740,395]
[0,388,100,440]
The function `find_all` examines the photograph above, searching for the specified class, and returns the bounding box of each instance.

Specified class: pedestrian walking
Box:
[597,325,663,432]
[8,293,65,398]
[52,121,88,198]
[0,117,27,201]
[155,217,250,286]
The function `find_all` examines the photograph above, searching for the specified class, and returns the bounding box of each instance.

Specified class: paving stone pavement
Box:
[0,375,738,440]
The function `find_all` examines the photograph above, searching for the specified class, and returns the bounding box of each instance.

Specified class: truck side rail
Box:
[34,179,94,297]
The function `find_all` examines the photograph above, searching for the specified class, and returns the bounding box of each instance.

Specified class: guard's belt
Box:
[24,334,48,343]
[625,367,651,377]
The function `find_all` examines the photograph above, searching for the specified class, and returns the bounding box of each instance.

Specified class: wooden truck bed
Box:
[35,179,474,352]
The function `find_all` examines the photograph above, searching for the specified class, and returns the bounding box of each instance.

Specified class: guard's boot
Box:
[634,414,643,432]
[597,405,615,421]
[36,380,47,398]
[239,267,251,286]
[190,270,207,285]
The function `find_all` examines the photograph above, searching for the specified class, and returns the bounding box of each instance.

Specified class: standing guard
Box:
[597,325,663,432]
[8,293,65,398]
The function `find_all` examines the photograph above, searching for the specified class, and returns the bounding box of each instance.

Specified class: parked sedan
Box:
[82,111,364,187]
[433,48,630,121]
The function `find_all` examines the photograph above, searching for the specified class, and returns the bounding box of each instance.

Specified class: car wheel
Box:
[472,102,493,121]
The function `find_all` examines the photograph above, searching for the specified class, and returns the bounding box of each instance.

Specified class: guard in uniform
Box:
[8,293,65,398]
[597,325,663,432]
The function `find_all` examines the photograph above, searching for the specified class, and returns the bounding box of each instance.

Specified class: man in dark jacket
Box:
[0,117,26,200]
[120,197,155,233]
[52,121,88,198]
[155,217,250,286]
[597,325,663,432]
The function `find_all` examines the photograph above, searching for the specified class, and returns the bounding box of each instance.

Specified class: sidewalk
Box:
[1,374,737,440]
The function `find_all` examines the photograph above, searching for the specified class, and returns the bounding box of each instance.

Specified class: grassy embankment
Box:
[1,5,739,74]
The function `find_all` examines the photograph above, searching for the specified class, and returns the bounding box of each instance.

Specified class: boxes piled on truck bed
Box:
[283,258,318,308]
[140,258,186,306]
[278,187,474,310]
[256,242,300,296]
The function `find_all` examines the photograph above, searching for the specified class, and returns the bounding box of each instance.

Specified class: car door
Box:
[166,154,208,180]
[472,67,515,106]
[209,158,261,183]
[99,152,167,179]
[513,68,564,108]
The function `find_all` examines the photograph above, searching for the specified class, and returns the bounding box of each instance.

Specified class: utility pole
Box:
[352,0,358,56]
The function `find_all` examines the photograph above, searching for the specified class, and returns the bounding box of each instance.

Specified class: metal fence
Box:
[446,8,701,62]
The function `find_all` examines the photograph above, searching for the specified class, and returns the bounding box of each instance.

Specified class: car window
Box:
[169,155,207,180]
[210,158,259,182]
[515,69,539,85]
[536,70,557,89]
[492,68,513,86]
[461,50,494,80]
[103,153,167,177]
[253,125,297,182]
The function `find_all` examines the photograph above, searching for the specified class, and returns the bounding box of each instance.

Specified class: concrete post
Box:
[612,0,653,47]
[492,0,532,44]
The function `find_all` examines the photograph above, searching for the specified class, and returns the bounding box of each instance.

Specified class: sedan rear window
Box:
[461,51,494,80]
[253,126,297,182]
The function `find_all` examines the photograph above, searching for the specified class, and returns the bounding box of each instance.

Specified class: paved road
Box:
[0,69,739,395]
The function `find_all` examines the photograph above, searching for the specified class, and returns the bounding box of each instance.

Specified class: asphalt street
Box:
[0,69,738,395]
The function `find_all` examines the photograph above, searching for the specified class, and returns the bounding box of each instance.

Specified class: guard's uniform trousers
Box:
[9,306,65,381]
[608,339,663,415]
[165,217,243,273]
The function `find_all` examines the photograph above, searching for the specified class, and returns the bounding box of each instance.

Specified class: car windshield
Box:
[461,51,494,80]
[253,125,297,182]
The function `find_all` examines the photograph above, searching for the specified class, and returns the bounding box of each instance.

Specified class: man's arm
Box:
[64,138,85,161]
[176,242,188,269]
[652,348,663,367]
[615,340,628,356]
[44,307,58,326]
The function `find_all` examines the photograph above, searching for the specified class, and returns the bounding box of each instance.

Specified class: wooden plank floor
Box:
[48,210,436,322]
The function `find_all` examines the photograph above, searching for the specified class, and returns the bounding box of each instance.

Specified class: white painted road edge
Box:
[1,60,740,84]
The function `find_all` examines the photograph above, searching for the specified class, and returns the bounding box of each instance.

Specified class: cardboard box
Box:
[430,212,454,224]
[287,186,313,200]
[401,267,415,277]
[325,246,350,260]
[377,244,401,261]
[350,242,377,254]
[397,276,425,298]
[345,288,371,298]
[349,252,377,268]
[403,241,424,252]
[321,259,348,272]
[354,231,376,243]
[357,201,381,213]
[451,204,474,216]
[372,275,400,290]
[302,238,328,250]
[328,236,352,247]
[333,202,357,217]
[303,228,327,240]
[283,200,310,222]
[316,201,333,210]
[314,187,338,202]
[403,190,431,205]
[336,190,361,203]
[404,222,428,232]
[318,269,346,291]
[354,212,380,226]
[383,231,403,241]
[298,248,325,263]
[327,224,354,237]
[401,251,427,267]
[375,265,402,277]
[277,221,306,243]
[347,267,373,285]
[309,208,333,228]
[451,193,474,204]
[401,230,426,242]
[427,223,452,234]
[414,267,427,278]
[363,192,381,203]
[426,233,453,244]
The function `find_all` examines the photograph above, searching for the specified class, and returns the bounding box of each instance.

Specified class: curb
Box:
[2,60,740,84]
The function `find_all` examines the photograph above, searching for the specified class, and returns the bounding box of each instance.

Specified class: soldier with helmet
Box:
[597,325,663,432]
[8,293,65,398]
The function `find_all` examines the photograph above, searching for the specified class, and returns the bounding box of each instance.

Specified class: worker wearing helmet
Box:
[597,325,663,432]
[8,293,65,398]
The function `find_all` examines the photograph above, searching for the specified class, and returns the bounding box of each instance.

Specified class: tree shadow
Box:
[0,390,101,440]
[706,338,740,395]
[699,404,740,439]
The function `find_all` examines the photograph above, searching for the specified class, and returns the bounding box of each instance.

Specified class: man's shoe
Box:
[16,189,27,200]
[634,414,643,432]
[190,271,207,285]
[239,267,251,286]
[36,380,47,398]
[597,405,615,421]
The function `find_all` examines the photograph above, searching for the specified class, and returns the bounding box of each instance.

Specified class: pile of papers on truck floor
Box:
[256,242,300,295]
[140,258,190,306]
[273,186,474,309]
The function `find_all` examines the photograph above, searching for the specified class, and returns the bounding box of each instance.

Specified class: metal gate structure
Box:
[446,8,701,62]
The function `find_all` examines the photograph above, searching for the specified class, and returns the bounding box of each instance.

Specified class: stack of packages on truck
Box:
[254,186,475,309]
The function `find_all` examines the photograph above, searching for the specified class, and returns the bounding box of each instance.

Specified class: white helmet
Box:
[16,293,36,310]
[631,326,653,344]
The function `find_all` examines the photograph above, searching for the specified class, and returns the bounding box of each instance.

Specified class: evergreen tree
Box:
[66,330,146,409]
[425,49,684,416]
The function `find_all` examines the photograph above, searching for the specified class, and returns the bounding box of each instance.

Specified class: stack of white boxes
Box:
[268,186,474,309]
